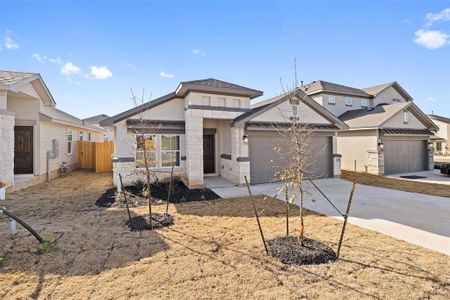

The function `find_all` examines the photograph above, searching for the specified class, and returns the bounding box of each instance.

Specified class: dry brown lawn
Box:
[0,171,449,299]
[342,170,450,198]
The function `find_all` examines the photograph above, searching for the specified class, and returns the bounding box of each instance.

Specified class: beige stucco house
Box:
[0,71,104,189]
[101,79,348,188]
[301,81,438,175]
[428,114,450,155]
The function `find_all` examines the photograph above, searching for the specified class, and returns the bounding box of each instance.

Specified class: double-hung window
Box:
[88,132,92,141]
[67,130,73,154]
[328,95,336,105]
[161,135,181,167]
[345,97,353,106]
[79,131,84,141]
[136,134,157,168]
[361,99,369,108]
[403,110,409,124]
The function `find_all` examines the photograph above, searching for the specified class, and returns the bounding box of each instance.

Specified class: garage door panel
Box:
[248,132,332,184]
[383,140,427,174]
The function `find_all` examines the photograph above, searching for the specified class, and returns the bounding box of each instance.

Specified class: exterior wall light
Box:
[243,135,249,144]
[378,141,384,150]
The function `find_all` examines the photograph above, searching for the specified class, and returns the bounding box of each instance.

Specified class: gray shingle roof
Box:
[428,114,450,124]
[41,106,104,132]
[300,80,372,98]
[181,78,262,94]
[177,78,263,99]
[362,82,395,96]
[338,102,410,128]
[0,70,37,86]
[83,114,110,125]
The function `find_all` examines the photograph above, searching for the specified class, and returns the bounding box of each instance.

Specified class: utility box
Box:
[52,139,59,158]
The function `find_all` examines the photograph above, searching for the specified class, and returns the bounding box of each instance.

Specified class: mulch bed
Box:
[95,188,117,208]
[267,236,337,265]
[126,213,174,231]
[125,180,221,203]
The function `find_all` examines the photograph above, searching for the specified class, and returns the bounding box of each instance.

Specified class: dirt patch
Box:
[268,236,337,265]
[1,171,449,299]
[126,180,221,203]
[126,213,174,231]
[342,170,450,198]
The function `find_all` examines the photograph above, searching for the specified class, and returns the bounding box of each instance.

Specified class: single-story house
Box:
[428,114,450,155]
[0,70,104,189]
[83,114,114,141]
[301,80,438,175]
[101,79,348,188]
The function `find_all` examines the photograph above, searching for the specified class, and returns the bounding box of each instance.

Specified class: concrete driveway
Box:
[388,169,450,185]
[210,178,450,256]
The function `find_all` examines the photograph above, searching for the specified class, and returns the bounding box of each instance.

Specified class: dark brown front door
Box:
[203,134,215,174]
[14,126,34,174]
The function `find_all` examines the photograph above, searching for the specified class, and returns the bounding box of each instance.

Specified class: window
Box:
[345,97,353,106]
[436,142,442,152]
[88,132,92,141]
[67,130,73,154]
[136,135,157,168]
[218,97,226,107]
[361,99,369,108]
[328,95,336,105]
[161,135,181,167]
[202,96,211,106]
[233,98,241,108]
[393,98,401,103]
[403,110,409,124]
[292,104,299,117]
[79,131,83,141]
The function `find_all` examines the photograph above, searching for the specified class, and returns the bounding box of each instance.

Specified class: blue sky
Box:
[1,0,449,118]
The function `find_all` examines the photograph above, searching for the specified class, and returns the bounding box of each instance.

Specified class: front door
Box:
[203,134,215,174]
[14,126,34,174]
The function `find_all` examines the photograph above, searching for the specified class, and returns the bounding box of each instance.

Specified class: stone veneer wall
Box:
[428,147,434,171]
[367,149,384,175]
[0,110,15,187]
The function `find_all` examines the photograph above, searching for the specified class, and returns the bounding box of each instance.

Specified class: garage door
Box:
[383,140,428,175]
[248,132,333,184]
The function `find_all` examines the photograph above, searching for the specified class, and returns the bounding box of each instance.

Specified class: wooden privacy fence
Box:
[77,141,114,172]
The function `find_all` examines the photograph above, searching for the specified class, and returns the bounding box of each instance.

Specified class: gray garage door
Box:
[248,132,333,184]
[383,140,428,175]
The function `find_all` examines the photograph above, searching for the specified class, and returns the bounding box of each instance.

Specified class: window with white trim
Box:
[292,104,299,117]
[218,97,226,107]
[393,98,401,103]
[345,97,353,106]
[328,95,336,105]
[88,132,92,141]
[233,98,241,108]
[136,134,157,168]
[361,99,369,108]
[161,135,181,167]
[202,96,211,106]
[67,129,73,154]
[403,110,409,124]
[79,131,84,141]
[436,142,442,152]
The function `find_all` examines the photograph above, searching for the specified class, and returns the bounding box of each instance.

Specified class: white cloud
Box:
[426,8,450,27]
[61,62,81,75]
[32,53,47,62]
[159,71,174,78]
[49,57,63,64]
[89,66,112,79]
[426,96,436,102]
[4,30,19,49]
[414,29,449,49]
[192,49,206,56]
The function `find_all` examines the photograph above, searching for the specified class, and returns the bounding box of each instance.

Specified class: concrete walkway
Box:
[211,178,450,256]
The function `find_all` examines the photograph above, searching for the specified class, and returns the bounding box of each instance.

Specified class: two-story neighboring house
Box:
[101,79,348,188]
[301,81,438,175]
[428,114,450,155]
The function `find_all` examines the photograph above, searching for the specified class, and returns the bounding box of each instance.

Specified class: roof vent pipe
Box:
[301,80,304,87]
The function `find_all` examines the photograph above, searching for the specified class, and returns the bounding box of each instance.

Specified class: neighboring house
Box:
[428,114,450,155]
[83,114,114,141]
[101,79,348,188]
[0,70,104,188]
[301,80,438,175]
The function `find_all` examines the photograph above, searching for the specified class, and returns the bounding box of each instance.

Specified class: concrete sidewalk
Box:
[211,178,450,256]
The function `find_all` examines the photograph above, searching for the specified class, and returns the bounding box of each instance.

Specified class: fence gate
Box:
[77,141,114,172]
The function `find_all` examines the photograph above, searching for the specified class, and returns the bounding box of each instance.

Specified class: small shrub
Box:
[40,236,62,253]
[133,179,147,194]
[0,255,6,266]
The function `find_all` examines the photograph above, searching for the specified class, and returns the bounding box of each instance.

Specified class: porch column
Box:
[185,109,204,188]
[331,135,342,177]
[231,126,250,185]
[0,107,15,187]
